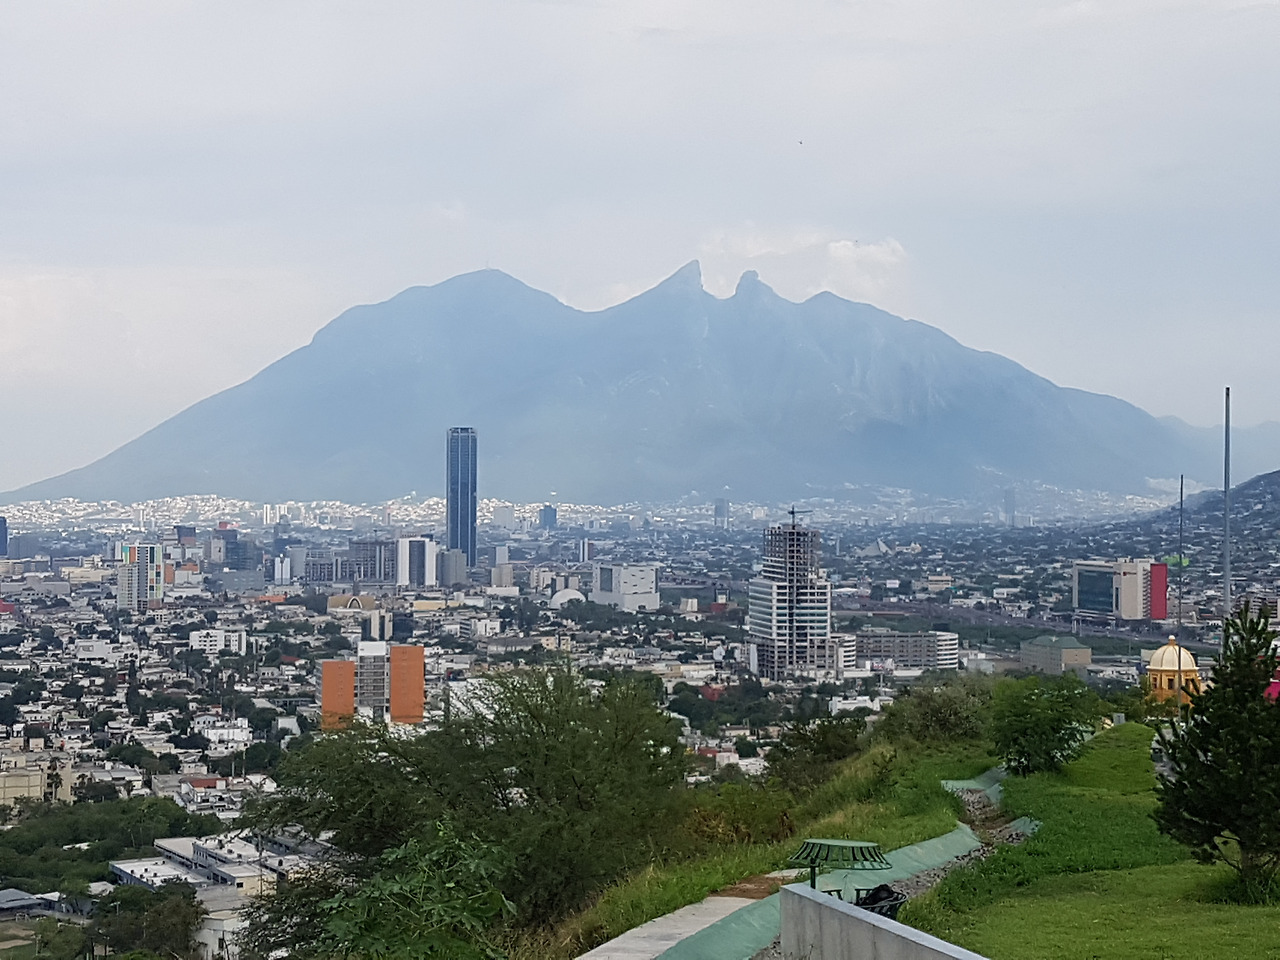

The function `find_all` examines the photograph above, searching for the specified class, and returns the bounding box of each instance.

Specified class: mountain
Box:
[5,264,1275,505]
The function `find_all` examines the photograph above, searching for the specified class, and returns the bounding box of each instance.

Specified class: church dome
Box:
[1149,637,1197,672]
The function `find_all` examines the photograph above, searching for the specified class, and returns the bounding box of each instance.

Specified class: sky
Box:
[2,0,1278,491]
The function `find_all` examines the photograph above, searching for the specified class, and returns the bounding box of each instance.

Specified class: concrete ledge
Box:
[780,884,989,960]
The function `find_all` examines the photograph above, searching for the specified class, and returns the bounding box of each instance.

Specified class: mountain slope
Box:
[5,264,1273,504]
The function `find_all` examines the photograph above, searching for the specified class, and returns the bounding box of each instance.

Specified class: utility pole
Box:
[1224,387,1232,621]
[1178,474,1185,629]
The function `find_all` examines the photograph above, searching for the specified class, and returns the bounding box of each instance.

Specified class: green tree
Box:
[875,675,992,744]
[242,822,512,960]
[1155,606,1280,900]
[766,713,866,790]
[31,918,85,960]
[247,707,279,734]
[94,882,205,959]
[247,669,687,926]
[992,673,1099,776]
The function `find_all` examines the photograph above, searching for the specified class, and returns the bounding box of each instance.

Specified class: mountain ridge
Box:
[4,264,1275,505]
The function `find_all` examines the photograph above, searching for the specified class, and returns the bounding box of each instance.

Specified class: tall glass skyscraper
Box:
[446,427,478,567]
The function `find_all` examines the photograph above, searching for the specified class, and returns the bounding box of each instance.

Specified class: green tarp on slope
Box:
[655,823,985,960]
[942,766,1007,805]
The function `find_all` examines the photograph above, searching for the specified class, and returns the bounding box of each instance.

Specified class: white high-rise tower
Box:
[748,517,831,680]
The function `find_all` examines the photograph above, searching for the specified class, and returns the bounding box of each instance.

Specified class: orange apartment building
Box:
[320,641,424,730]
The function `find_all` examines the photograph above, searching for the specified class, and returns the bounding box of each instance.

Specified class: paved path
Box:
[577,896,756,959]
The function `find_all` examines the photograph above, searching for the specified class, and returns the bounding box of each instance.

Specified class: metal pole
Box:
[1178,475,1184,629]
[1224,387,1232,621]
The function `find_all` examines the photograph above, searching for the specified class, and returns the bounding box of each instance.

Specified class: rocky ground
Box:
[749,787,1029,959]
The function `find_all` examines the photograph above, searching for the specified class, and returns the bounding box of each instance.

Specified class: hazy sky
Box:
[3,0,1278,491]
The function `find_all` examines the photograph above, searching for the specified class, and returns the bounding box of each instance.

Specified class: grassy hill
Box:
[904,723,1280,959]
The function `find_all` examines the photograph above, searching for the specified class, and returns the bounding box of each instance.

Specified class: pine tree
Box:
[1154,606,1280,899]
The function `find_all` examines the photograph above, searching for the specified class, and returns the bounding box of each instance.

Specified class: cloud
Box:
[699,227,910,309]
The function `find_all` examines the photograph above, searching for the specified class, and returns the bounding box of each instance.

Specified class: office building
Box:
[446,427,478,567]
[6,533,39,559]
[1073,559,1168,621]
[590,562,661,612]
[492,504,516,529]
[320,641,424,729]
[440,548,469,588]
[348,540,396,583]
[0,517,6,558]
[396,537,439,588]
[1019,635,1092,676]
[854,630,960,671]
[538,504,557,530]
[713,498,730,530]
[117,543,164,613]
[748,523,832,681]
[490,564,514,588]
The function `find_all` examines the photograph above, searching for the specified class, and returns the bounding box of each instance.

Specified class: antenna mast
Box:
[1224,387,1232,620]
[1177,474,1184,629]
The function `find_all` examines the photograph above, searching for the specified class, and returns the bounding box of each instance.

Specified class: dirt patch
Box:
[711,874,784,900]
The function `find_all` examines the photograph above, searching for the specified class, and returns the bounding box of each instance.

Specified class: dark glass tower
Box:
[446,427,478,567]
[0,516,7,558]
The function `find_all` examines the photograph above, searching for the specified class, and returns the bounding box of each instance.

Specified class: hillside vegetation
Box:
[903,723,1280,959]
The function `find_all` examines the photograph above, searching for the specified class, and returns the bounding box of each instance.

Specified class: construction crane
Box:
[787,505,812,529]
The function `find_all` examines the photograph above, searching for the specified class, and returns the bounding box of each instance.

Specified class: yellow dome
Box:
[1149,638,1197,672]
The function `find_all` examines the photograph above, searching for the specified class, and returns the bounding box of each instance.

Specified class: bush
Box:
[876,676,992,744]
[992,674,1100,776]
[682,782,795,846]
[766,713,866,790]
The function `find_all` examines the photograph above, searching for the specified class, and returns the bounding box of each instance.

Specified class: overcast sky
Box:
[2,0,1278,491]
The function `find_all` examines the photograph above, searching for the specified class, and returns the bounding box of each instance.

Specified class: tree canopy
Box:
[991,673,1099,775]
[242,668,687,956]
[1155,606,1280,899]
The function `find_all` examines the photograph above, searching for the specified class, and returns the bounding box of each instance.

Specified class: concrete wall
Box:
[780,884,989,960]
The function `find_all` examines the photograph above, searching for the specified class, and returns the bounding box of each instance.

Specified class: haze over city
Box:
[3,5,1280,960]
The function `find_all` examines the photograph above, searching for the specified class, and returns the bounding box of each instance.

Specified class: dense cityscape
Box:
[0,419,1268,956]
[5,4,1279,957]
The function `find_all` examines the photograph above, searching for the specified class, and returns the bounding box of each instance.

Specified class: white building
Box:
[117,543,164,613]
[193,716,253,752]
[1072,558,1168,621]
[189,629,249,657]
[748,524,831,681]
[853,630,960,671]
[396,538,439,589]
[590,562,661,612]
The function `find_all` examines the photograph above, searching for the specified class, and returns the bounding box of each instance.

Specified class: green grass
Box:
[514,742,996,959]
[958,862,1280,960]
[903,723,1188,939]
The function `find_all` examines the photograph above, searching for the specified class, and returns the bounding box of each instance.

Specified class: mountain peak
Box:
[733,269,777,298]
[654,260,704,292]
